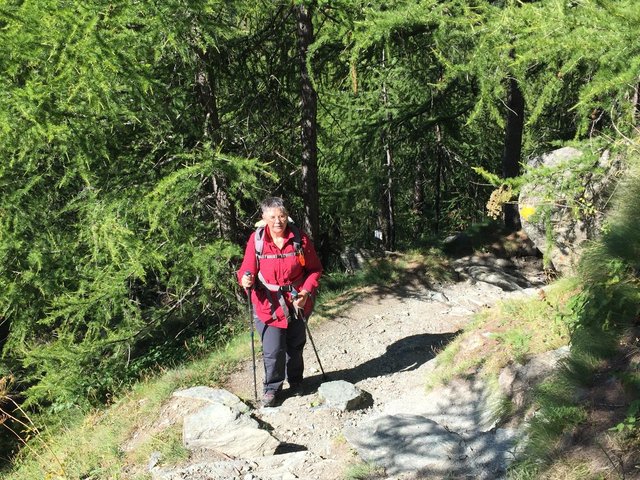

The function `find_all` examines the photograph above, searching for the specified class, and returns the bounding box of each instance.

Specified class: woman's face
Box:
[262,207,288,236]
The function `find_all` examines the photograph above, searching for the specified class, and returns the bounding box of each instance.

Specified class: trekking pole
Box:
[292,291,327,380]
[244,271,258,403]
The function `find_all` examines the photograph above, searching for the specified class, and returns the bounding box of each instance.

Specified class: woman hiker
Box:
[237,196,323,407]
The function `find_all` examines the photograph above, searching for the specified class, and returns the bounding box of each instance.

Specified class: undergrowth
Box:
[426,277,576,389]
[2,331,250,479]
[508,150,640,479]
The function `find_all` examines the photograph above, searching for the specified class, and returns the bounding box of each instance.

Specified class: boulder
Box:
[177,387,280,458]
[518,147,622,275]
[452,254,533,291]
[340,247,374,273]
[498,346,570,408]
[343,414,466,475]
[318,380,371,411]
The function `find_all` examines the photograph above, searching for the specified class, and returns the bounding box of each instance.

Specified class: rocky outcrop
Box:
[518,146,622,275]
[452,253,539,291]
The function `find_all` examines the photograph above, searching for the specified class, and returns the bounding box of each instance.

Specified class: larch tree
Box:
[295,0,320,242]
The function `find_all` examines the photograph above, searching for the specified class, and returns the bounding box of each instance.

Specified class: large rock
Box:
[318,380,371,411]
[176,387,280,458]
[452,254,534,292]
[518,147,622,275]
[498,346,570,408]
[151,450,333,480]
[173,386,250,413]
[344,414,466,475]
[344,413,519,479]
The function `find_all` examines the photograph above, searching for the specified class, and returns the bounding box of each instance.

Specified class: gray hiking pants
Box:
[254,311,306,394]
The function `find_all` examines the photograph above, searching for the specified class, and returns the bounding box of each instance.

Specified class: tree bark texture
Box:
[380,47,396,251]
[195,49,221,138]
[502,73,525,231]
[412,152,425,237]
[196,49,238,242]
[211,175,239,242]
[295,2,320,243]
[434,125,444,233]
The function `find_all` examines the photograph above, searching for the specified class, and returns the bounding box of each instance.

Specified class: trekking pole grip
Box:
[243,271,253,293]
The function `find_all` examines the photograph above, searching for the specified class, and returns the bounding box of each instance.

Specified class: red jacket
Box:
[237,225,322,328]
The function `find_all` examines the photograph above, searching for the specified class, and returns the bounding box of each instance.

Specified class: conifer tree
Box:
[295,1,320,242]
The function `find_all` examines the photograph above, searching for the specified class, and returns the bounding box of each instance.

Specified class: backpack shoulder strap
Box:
[254,226,266,257]
[288,223,302,253]
[255,224,302,255]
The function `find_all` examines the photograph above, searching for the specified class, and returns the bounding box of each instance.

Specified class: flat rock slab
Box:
[344,413,520,479]
[173,386,250,413]
[344,413,468,475]
[383,377,498,436]
[151,450,339,480]
[179,387,280,458]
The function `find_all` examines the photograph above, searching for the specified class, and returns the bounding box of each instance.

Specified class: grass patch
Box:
[4,331,251,480]
[426,278,575,390]
[343,461,387,480]
[126,423,188,469]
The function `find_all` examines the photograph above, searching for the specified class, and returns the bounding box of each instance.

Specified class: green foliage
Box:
[4,329,251,479]
[609,400,640,434]
[0,0,270,415]
[490,329,532,363]
[1,0,639,472]
[344,461,386,480]
[314,0,502,245]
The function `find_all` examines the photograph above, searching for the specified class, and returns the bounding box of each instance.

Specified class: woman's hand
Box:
[241,273,254,288]
[293,289,309,309]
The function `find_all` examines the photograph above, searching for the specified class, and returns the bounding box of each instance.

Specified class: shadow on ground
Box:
[302,331,459,390]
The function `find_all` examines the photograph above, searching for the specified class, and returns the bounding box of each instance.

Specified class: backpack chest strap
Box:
[257,271,303,321]
[257,251,298,260]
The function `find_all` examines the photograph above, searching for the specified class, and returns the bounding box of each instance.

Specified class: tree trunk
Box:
[0,317,8,354]
[195,49,221,139]
[196,49,238,242]
[381,133,395,251]
[295,2,320,243]
[502,73,525,231]
[210,175,239,242]
[379,47,396,251]
[434,125,444,233]
[412,153,425,237]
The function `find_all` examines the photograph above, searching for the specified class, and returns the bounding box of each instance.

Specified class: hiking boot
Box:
[288,382,303,397]
[261,391,277,407]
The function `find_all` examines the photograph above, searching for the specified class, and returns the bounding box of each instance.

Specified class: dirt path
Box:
[222,256,545,479]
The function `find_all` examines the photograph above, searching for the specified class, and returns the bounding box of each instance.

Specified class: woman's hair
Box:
[260,196,287,214]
